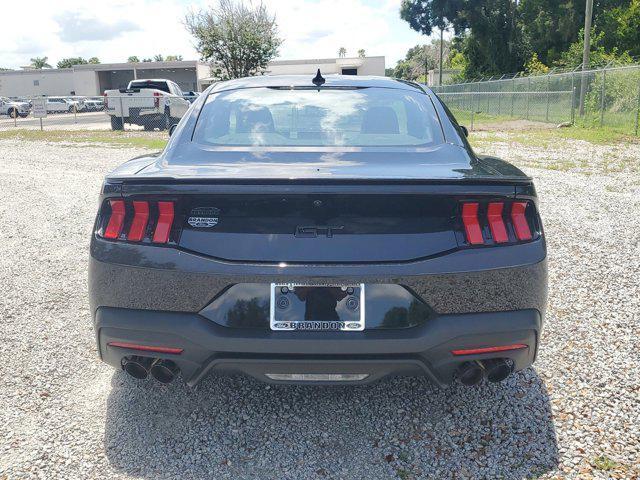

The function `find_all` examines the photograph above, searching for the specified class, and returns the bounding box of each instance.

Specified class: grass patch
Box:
[0,129,168,150]
[469,125,637,147]
[592,455,618,471]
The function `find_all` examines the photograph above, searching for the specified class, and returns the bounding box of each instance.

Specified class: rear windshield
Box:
[129,81,170,93]
[193,87,442,147]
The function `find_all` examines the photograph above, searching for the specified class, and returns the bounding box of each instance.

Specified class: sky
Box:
[0,0,431,70]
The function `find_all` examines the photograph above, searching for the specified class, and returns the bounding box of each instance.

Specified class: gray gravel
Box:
[0,136,638,479]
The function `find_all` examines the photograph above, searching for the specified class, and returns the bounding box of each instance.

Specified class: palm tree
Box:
[338,47,346,58]
[30,57,51,69]
[358,49,366,58]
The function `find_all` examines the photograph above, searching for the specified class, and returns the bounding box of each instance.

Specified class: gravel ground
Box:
[0,135,638,479]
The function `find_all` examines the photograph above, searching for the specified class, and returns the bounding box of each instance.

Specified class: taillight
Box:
[511,202,532,241]
[153,91,160,108]
[487,202,508,243]
[127,201,149,242]
[461,203,484,245]
[103,93,108,108]
[98,199,176,244]
[103,200,125,239]
[460,200,536,246]
[152,201,174,243]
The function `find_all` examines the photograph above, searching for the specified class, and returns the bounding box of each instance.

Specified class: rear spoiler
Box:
[118,88,141,94]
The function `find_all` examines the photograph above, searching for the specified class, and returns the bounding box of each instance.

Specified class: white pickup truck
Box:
[104,79,191,131]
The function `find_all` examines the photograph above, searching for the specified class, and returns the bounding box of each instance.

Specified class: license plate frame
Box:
[270,283,365,332]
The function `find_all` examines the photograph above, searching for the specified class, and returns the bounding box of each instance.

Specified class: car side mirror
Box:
[459,125,469,138]
[169,123,178,137]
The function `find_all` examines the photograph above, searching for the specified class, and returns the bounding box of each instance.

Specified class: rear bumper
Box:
[95,306,540,386]
[90,236,547,385]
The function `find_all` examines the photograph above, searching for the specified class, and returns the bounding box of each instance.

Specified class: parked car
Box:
[89,74,547,387]
[83,98,104,111]
[103,79,191,131]
[45,97,74,113]
[65,97,86,112]
[0,97,30,118]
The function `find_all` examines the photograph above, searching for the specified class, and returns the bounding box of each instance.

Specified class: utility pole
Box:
[425,44,429,85]
[439,27,444,86]
[579,0,594,116]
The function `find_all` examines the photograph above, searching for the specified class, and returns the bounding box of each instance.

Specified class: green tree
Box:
[357,49,366,58]
[518,0,633,65]
[185,0,282,79]
[401,0,527,79]
[525,52,549,75]
[338,47,347,57]
[153,54,164,62]
[56,57,88,69]
[88,57,100,64]
[165,55,184,61]
[127,56,140,63]
[392,41,451,82]
[30,57,51,69]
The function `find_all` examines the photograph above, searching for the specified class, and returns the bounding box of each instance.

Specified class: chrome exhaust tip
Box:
[481,358,513,383]
[122,356,153,380]
[149,359,180,384]
[457,361,484,386]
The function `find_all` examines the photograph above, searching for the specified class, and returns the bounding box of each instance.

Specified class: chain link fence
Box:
[0,93,198,132]
[433,64,640,135]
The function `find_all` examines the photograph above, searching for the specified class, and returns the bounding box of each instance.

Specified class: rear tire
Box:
[8,108,18,119]
[110,116,124,131]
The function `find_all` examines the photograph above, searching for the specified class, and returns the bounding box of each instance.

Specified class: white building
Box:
[0,56,385,97]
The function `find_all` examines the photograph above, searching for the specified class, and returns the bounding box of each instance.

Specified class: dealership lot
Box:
[0,135,638,479]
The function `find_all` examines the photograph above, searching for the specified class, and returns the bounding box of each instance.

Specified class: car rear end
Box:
[89,77,547,387]
[104,83,166,125]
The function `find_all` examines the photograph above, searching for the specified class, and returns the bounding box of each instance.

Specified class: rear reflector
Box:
[461,202,484,245]
[103,200,125,239]
[107,341,183,354]
[487,202,508,243]
[511,202,533,241]
[127,201,149,242]
[451,344,528,356]
[152,201,175,243]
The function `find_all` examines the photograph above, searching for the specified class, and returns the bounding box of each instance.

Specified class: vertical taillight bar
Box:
[462,202,484,245]
[127,201,149,241]
[487,202,508,243]
[103,200,125,239]
[152,201,174,243]
[153,91,160,108]
[511,202,532,241]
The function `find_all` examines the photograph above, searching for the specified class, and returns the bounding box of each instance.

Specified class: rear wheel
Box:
[110,116,124,131]
[8,108,18,119]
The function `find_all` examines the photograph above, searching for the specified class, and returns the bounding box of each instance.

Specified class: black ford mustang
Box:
[89,74,547,387]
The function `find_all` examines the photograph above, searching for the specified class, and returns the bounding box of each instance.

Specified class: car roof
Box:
[210,75,428,94]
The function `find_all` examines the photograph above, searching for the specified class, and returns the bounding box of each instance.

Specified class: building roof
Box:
[72,60,205,71]
[211,74,425,93]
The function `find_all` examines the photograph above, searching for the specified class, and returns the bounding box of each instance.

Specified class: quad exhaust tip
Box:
[481,358,513,383]
[149,359,180,384]
[457,358,513,386]
[457,362,484,386]
[122,356,180,383]
[122,356,153,380]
